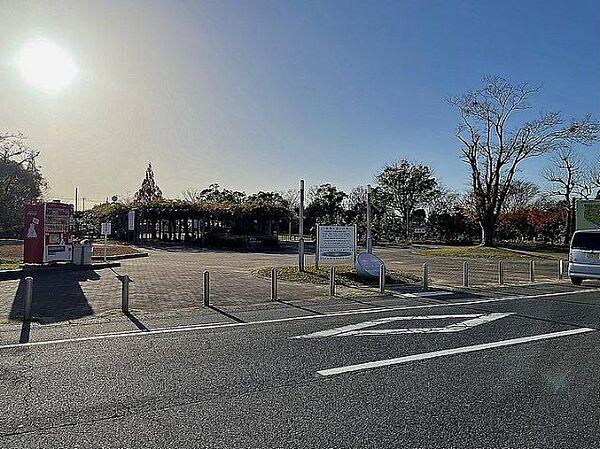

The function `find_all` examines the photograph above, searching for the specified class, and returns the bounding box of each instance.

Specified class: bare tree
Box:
[280,188,299,236]
[502,179,540,213]
[450,76,599,246]
[543,149,585,243]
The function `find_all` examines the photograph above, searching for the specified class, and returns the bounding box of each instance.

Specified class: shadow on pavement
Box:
[207,305,245,323]
[277,300,322,315]
[19,320,30,343]
[9,270,100,324]
[124,311,149,332]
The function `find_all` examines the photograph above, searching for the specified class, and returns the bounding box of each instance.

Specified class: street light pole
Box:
[366,184,372,254]
[298,179,305,271]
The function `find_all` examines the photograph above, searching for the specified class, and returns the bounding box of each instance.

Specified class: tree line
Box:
[1,76,599,246]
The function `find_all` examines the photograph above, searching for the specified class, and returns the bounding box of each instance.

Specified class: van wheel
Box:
[570,277,583,286]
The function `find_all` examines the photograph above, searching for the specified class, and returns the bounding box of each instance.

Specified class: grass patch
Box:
[0,258,20,271]
[415,245,563,260]
[255,264,419,287]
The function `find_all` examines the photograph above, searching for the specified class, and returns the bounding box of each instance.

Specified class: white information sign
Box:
[316,225,356,265]
[101,222,112,236]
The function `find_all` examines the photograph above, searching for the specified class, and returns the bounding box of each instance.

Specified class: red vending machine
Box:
[24,201,74,264]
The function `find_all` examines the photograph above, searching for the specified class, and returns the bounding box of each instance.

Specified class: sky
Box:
[0,0,598,207]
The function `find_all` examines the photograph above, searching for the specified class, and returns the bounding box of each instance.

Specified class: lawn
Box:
[0,258,20,270]
[415,245,566,260]
[255,264,419,287]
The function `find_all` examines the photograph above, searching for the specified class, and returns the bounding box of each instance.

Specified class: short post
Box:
[498,261,504,285]
[203,270,210,306]
[24,276,33,321]
[271,268,278,301]
[462,261,469,287]
[558,260,564,280]
[120,275,130,313]
[422,262,428,290]
[379,263,386,293]
[529,260,535,283]
[329,266,336,296]
[103,234,108,262]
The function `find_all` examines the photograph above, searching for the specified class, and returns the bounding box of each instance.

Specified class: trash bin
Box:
[73,239,93,265]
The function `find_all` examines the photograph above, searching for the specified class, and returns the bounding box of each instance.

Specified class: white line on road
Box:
[317,328,595,377]
[1,288,598,350]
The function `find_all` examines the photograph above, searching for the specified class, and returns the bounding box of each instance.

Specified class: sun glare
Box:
[17,39,77,94]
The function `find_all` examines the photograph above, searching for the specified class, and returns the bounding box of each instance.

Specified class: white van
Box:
[568,229,600,285]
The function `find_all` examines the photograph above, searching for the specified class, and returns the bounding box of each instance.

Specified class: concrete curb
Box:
[91,252,149,261]
[0,262,121,281]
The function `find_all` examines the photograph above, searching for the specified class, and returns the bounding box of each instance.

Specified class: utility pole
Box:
[298,179,305,271]
[82,198,86,211]
[366,184,373,253]
[74,187,78,212]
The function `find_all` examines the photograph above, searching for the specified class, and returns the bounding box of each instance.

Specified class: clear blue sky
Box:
[1,0,598,203]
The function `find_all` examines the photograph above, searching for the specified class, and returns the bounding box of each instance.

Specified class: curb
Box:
[0,262,121,281]
[91,252,149,261]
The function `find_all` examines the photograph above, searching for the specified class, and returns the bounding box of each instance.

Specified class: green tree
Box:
[376,160,439,238]
[0,132,45,237]
[305,184,347,230]
[135,162,163,202]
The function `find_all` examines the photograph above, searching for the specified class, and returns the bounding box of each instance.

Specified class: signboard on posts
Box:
[576,200,600,230]
[101,222,112,235]
[315,225,357,266]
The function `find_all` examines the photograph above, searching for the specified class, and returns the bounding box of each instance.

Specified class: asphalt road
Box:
[1,284,599,448]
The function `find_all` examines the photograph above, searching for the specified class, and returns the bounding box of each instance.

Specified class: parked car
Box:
[568,229,600,285]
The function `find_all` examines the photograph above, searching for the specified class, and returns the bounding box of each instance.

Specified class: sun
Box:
[17,39,77,94]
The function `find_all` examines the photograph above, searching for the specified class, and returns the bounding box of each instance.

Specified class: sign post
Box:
[298,180,305,271]
[101,222,112,262]
[366,184,372,254]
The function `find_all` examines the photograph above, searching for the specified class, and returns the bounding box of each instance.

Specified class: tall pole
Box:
[299,179,305,271]
[74,187,78,213]
[366,184,372,254]
[82,198,86,211]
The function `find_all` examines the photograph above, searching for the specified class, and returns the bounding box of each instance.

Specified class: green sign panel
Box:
[576,200,600,230]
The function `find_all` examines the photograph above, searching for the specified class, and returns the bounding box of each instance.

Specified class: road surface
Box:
[1,283,599,448]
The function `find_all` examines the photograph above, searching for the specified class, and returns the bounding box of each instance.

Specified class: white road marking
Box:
[1,288,597,350]
[294,313,513,338]
[317,328,595,376]
[401,291,454,298]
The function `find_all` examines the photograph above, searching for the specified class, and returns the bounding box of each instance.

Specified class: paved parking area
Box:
[0,244,582,325]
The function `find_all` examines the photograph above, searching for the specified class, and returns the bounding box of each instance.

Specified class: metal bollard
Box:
[120,275,130,313]
[24,276,33,321]
[422,262,428,290]
[498,261,504,285]
[203,270,210,306]
[329,266,336,296]
[462,261,469,287]
[529,260,535,283]
[558,260,564,280]
[379,263,386,293]
[271,268,278,301]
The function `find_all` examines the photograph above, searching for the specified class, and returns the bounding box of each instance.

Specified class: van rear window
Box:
[571,232,600,250]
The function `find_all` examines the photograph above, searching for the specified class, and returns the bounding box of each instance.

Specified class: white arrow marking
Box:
[293,313,513,339]
[317,328,595,376]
